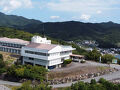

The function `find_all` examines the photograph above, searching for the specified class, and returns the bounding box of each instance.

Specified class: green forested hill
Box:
[20,21,120,48]
[0,27,33,41]
[0,12,120,48]
[0,12,42,27]
[0,27,87,55]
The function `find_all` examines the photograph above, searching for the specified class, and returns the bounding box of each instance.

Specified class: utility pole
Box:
[99,56,101,63]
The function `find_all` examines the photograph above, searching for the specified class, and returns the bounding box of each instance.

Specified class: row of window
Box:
[0,47,21,54]
[0,42,24,48]
[25,50,71,56]
[25,50,49,56]
[60,51,71,55]
[24,56,48,63]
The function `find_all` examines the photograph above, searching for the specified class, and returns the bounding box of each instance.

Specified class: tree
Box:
[98,78,107,84]
[86,49,101,62]
[7,65,47,81]
[90,79,97,85]
[71,81,88,90]
[101,54,114,63]
[17,80,32,90]
[70,78,120,90]
[15,68,25,77]
[0,54,6,74]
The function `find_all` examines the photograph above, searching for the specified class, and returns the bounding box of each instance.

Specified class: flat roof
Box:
[25,43,57,50]
[0,37,29,44]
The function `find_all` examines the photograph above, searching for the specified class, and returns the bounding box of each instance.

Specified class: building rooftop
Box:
[0,37,29,44]
[25,43,57,50]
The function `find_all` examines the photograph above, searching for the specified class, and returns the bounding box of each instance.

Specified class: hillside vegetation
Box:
[0,12,120,48]
[0,12,42,27]
[0,27,87,55]
[0,27,33,41]
[22,21,120,48]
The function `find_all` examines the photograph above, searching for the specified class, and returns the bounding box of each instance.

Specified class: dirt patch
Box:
[48,62,110,79]
[0,51,20,65]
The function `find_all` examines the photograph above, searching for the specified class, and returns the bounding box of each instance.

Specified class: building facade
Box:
[21,42,75,69]
[0,36,75,69]
[0,37,29,54]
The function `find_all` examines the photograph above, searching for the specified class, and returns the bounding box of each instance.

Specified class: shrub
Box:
[90,79,97,84]
[101,54,115,63]
[63,59,72,65]
[7,65,47,81]
[17,80,52,90]
[80,60,86,63]
[98,78,106,84]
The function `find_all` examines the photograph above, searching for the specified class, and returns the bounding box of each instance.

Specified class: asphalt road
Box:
[51,62,120,88]
[51,70,120,88]
[0,80,21,86]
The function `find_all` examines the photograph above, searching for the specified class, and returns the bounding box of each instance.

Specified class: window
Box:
[29,57,34,60]
[25,50,49,56]
[60,51,71,55]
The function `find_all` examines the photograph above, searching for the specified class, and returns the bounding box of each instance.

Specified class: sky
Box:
[0,0,120,23]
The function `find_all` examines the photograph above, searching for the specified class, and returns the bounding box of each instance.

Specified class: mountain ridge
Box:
[0,12,42,27]
[0,12,120,48]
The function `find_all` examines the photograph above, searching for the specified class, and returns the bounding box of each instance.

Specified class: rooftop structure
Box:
[70,54,85,62]
[31,36,51,44]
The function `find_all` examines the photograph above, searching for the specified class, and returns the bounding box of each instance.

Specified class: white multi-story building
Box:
[21,36,75,69]
[0,37,29,54]
[0,36,75,69]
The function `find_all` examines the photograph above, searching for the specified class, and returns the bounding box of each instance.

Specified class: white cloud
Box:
[50,16,60,19]
[80,14,91,20]
[97,10,102,14]
[47,0,120,14]
[0,0,33,13]
[72,14,91,21]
